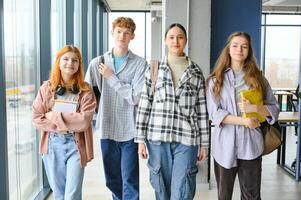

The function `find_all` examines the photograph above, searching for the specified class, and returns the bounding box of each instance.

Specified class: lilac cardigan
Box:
[206,68,279,169]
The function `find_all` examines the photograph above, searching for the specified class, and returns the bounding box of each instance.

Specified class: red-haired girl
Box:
[32,45,96,200]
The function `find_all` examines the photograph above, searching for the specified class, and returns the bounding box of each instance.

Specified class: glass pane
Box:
[264,26,300,89]
[96,4,101,55]
[4,0,42,199]
[87,0,93,62]
[108,12,146,58]
[51,0,66,63]
[261,14,265,24]
[74,0,82,49]
[266,15,301,25]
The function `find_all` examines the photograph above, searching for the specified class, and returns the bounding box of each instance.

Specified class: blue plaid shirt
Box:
[85,50,147,141]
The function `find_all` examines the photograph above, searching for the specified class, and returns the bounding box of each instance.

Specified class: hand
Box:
[45,111,53,120]
[238,98,257,113]
[244,117,260,129]
[198,147,208,161]
[138,143,148,159]
[98,63,113,78]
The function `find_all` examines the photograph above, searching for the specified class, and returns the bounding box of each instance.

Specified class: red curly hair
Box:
[49,45,89,92]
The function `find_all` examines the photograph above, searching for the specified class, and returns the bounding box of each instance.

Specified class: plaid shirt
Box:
[85,50,147,141]
[135,56,209,147]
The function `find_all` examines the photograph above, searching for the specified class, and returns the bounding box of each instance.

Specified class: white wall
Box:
[189,0,211,77]
[161,0,211,77]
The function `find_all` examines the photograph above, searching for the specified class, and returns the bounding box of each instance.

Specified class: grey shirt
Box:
[206,68,279,169]
[233,69,249,115]
[85,50,147,141]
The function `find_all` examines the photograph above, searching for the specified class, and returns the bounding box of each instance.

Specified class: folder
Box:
[52,99,78,113]
[240,89,265,122]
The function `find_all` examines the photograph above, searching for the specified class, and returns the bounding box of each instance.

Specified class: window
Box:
[261,14,301,89]
[51,0,66,63]
[74,0,82,49]
[4,0,42,199]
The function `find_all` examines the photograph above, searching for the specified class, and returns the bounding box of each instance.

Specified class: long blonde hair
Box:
[207,32,265,98]
[49,45,89,92]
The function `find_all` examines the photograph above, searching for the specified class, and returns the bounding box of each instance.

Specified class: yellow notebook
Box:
[240,89,265,122]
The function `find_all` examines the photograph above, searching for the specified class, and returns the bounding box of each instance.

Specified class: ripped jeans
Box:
[146,141,199,200]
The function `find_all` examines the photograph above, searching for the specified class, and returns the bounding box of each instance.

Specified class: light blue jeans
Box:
[42,133,85,200]
[146,141,199,200]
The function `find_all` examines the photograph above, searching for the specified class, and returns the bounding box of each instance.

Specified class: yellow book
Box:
[240,89,265,122]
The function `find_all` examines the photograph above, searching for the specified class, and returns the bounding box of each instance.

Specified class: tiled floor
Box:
[47,127,301,200]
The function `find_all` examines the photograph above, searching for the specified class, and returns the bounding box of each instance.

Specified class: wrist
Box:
[254,105,259,113]
[241,117,248,126]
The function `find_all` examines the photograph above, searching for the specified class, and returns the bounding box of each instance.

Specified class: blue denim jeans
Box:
[42,133,84,200]
[146,141,199,200]
[101,139,139,200]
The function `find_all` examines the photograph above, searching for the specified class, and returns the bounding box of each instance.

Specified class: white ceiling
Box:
[263,0,301,6]
[103,0,301,11]
[103,0,162,11]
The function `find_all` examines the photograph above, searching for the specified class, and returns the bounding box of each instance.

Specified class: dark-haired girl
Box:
[135,23,209,200]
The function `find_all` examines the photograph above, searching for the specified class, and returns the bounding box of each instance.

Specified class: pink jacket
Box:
[32,80,97,167]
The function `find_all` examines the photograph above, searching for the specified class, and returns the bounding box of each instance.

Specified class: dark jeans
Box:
[101,139,139,200]
[214,156,262,200]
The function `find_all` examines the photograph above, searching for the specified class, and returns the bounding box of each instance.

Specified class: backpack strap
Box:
[150,60,159,95]
[100,55,104,65]
[93,55,104,113]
